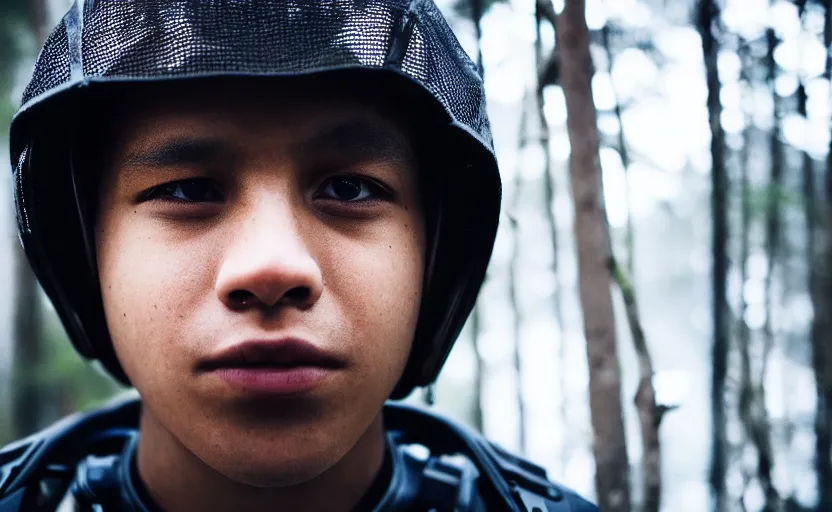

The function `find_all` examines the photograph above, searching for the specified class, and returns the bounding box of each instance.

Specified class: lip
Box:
[197,338,346,395]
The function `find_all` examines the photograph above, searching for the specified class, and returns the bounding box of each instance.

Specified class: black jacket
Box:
[0,396,598,511]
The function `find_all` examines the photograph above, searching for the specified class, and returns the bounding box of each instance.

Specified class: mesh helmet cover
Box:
[10,0,501,399]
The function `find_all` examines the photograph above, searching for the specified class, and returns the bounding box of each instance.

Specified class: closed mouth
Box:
[197,338,347,373]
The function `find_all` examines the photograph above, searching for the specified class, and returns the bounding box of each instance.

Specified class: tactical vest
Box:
[0,396,598,511]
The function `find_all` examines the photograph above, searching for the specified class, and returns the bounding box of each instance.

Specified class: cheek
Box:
[95,212,216,382]
[318,217,425,378]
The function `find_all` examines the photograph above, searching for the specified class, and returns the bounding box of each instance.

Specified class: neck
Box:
[135,411,387,512]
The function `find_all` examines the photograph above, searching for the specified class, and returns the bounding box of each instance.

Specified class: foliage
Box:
[0,304,122,446]
[745,183,827,225]
[40,307,123,414]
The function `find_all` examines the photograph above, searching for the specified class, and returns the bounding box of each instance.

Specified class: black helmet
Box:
[9,0,501,399]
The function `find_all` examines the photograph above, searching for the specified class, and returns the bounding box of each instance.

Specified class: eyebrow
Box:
[120,137,240,169]
[293,115,412,168]
[118,116,412,172]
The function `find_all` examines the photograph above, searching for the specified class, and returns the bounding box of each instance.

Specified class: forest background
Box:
[1,0,830,511]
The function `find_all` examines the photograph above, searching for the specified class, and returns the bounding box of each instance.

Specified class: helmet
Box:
[9,0,501,399]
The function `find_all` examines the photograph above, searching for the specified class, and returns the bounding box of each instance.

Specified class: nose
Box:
[215,198,323,311]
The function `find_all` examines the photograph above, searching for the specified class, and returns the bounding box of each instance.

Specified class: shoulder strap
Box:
[0,393,141,511]
[383,402,599,512]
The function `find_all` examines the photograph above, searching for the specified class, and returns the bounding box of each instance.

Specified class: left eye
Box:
[318,176,387,202]
[138,178,224,203]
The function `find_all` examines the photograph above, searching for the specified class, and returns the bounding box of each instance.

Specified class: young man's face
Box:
[94,78,425,486]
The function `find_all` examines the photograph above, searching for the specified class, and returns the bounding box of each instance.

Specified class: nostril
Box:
[285,286,311,303]
[226,287,312,308]
[228,289,255,306]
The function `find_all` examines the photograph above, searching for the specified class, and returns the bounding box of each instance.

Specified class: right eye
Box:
[138,178,224,203]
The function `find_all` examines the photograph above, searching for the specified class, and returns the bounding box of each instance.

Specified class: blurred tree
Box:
[536,0,559,89]
[10,204,42,439]
[0,0,29,445]
[27,0,46,44]
[508,93,530,454]
[0,1,28,121]
[611,261,663,512]
[763,27,783,428]
[737,112,754,510]
[463,0,486,433]
[601,15,664,512]
[554,1,630,510]
[533,0,568,470]
[600,24,635,275]
[698,0,729,509]
[9,0,47,441]
[818,0,832,507]
[469,305,484,432]
[40,313,120,416]
[809,0,832,506]
[451,0,503,26]
[734,30,779,512]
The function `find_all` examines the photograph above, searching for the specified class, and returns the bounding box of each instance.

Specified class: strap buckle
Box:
[488,443,565,511]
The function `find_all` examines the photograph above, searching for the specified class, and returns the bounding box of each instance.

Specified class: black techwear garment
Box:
[0,395,599,511]
[10,0,501,399]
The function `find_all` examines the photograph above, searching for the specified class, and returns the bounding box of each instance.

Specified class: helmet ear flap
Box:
[389,126,500,400]
[16,110,131,386]
[68,146,98,278]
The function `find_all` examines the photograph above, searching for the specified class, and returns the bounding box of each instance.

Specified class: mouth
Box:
[197,338,346,395]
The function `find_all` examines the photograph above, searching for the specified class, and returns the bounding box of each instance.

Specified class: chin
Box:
[225,457,335,488]
[209,442,342,489]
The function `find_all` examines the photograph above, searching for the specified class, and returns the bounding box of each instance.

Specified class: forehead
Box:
[100,76,416,162]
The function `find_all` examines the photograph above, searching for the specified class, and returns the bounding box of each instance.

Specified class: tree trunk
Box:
[11,0,49,439]
[534,0,568,471]
[471,0,484,76]
[819,156,832,511]
[601,25,635,275]
[601,22,663,512]
[736,30,780,512]
[764,26,783,384]
[11,253,42,438]
[508,92,531,455]
[698,1,729,509]
[611,262,662,512]
[798,81,826,512]
[470,305,484,432]
[28,0,48,46]
[556,2,630,510]
[467,0,486,436]
[738,123,754,508]
[508,215,526,454]
[811,4,832,504]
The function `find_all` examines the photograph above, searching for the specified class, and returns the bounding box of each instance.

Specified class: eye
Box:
[316,175,390,202]
[139,178,224,203]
